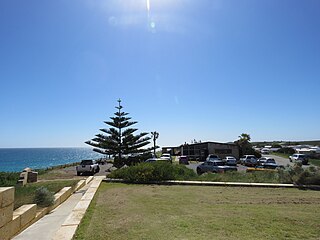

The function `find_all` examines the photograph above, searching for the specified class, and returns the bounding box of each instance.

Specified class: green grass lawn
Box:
[74,183,320,240]
[14,180,78,209]
[309,158,320,167]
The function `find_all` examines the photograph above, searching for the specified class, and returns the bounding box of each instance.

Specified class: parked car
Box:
[257,157,276,165]
[240,155,258,167]
[261,149,270,154]
[289,154,309,165]
[76,160,100,176]
[145,158,171,163]
[223,156,237,166]
[196,160,237,175]
[160,153,172,163]
[206,154,221,161]
[179,155,189,165]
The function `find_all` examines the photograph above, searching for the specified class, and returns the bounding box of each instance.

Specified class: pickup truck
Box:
[196,160,237,175]
[76,160,100,176]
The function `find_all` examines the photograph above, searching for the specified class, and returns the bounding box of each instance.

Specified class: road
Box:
[267,154,293,167]
[186,154,295,173]
[54,163,112,178]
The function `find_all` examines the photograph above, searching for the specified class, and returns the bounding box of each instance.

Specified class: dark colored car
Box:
[196,160,237,175]
[242,156,258,167]
[257,157,276,165]
[179,156,189,165]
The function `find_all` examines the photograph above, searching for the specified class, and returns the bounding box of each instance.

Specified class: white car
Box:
[261,149,270,154]
[76,160,100,176]
[160,153,172,162]
[289,154,308,165]
[206,154,221,161]
[223,156,237,166]
[145,158,171,163]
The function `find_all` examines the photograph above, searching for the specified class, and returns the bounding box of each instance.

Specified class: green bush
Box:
[296,166,320,185]
[277,147,295,155]
[109,162,320,185]
[277,163,320,185]
[34,186,54,207]
[309,153,320,160]
[109,162,196,182]
[0,172,20,187]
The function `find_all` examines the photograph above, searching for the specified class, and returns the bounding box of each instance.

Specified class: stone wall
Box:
[0,179,87,240]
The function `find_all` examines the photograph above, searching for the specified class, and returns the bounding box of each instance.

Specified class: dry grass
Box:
[74,183,320,240]
[37,166,83,180]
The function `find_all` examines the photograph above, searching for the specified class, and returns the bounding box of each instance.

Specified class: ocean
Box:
[0,148,102,172]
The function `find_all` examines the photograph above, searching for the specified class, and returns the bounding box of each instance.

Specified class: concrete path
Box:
[13,176,104,240]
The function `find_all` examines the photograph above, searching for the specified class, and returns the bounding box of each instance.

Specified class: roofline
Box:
[162,141,238,148]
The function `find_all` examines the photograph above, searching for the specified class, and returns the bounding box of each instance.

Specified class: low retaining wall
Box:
[104,178,320,189]
[105,178,320,190]
[0,178,91,240]
[52,176,104,240]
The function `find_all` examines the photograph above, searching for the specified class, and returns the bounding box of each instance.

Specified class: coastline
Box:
[0,148,103,172]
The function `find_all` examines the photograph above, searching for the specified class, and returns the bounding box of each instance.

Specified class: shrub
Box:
[109,162,196,182]
[34,186,54,207]
[277,163,320,185]
[0,172,20,187]
[296,166,320,185]
[277,147,295,155]
[309,153,320,160]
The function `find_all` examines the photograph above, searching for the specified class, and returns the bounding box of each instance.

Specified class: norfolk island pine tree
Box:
[86,99,152,167]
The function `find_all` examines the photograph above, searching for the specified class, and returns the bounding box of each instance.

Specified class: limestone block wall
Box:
[0,178,87,240]
[0,187,38,240]
[0,187,14,229]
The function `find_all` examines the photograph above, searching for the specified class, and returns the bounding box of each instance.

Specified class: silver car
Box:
[223,156,237,166]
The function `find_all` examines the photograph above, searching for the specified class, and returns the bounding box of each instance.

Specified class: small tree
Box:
[234,133,261,158]
[86,99,151,167]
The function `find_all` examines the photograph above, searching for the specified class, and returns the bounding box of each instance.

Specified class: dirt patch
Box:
[38,163,112,180]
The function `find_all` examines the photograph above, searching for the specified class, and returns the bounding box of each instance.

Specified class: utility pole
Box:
[151,131,159,157]
[117,98,122,161]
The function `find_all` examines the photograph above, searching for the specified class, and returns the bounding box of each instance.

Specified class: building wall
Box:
[179,142,239,161]
[207,143,239,159]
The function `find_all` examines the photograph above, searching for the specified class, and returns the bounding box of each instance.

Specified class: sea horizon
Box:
[0,147,102,172]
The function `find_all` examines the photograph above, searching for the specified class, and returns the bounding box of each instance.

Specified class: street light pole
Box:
[151,131,159,157]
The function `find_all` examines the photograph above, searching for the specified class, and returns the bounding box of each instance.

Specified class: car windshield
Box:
[81,160,93,165]
[215,161,225,166]
[266,159,275,163]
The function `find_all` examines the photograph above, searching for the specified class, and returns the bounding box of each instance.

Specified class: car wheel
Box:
[196,168,202,175]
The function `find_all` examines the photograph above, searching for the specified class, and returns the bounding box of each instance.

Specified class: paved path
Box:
[13,176,104,240]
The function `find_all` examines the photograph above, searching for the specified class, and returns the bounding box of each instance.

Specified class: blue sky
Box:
[0,0,319,148]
